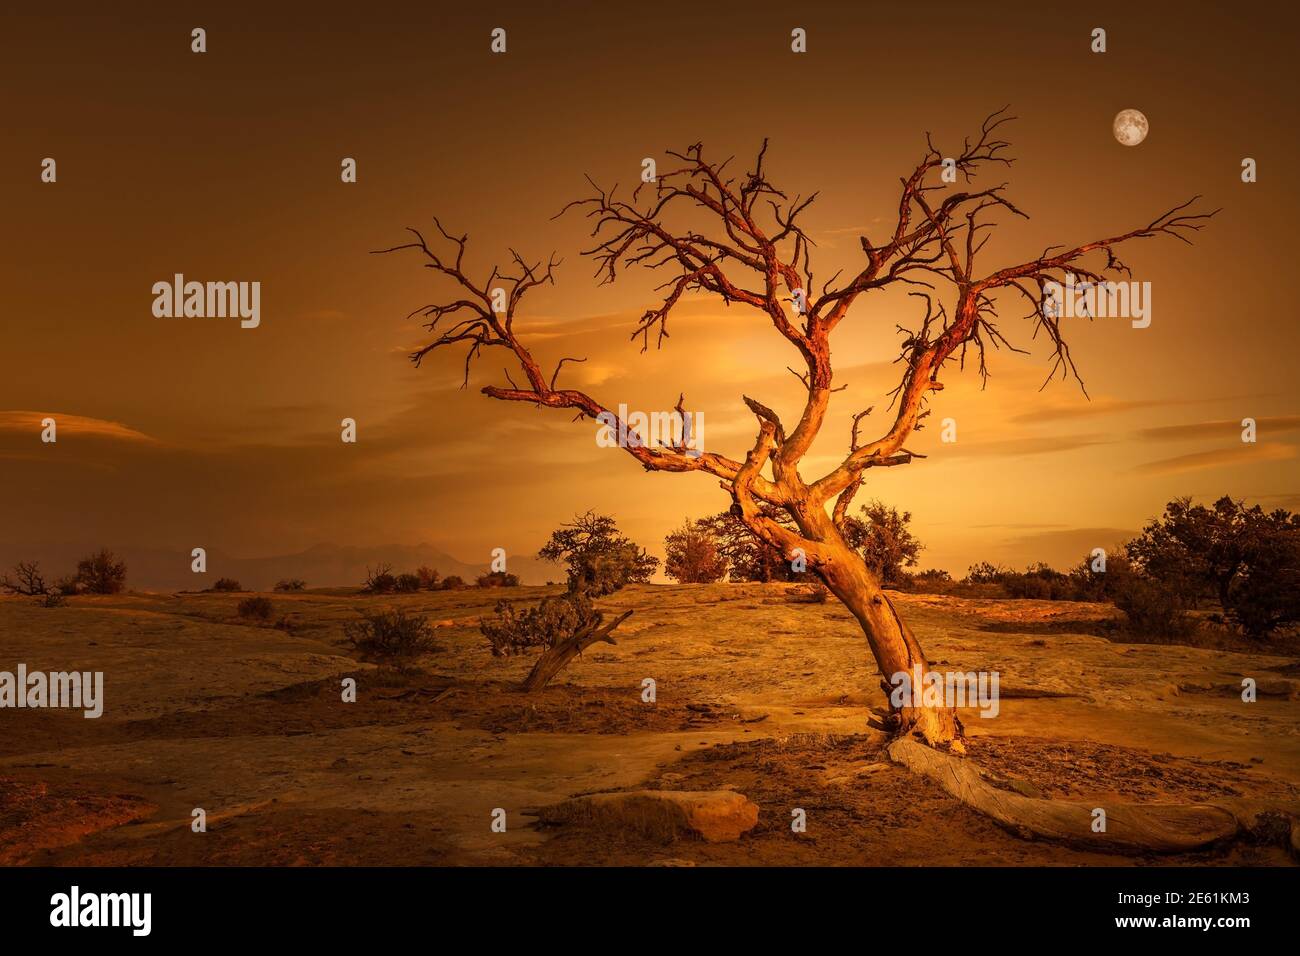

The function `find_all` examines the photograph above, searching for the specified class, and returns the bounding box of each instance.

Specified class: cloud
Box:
[0,411,159,444]
[1136,417,1300,442]
[1132,442,1296,477]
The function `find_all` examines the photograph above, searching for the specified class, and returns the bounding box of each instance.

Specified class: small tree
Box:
[76,549,127,594]
[415,565,441,590]
[696,507,799,582]
[481,591,632,691]
[1224,526,1300,639]
[663,518,728,583]
[394,573,423,592]
[538,512,658,593]
[362,563,397,594]
[0,561,49,596]
[841,500,922,587]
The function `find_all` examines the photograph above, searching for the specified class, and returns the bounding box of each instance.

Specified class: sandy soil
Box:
[1,583,1297,866]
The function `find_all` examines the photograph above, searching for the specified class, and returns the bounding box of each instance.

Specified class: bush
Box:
[274,578,306,592]
[75,549,127,594]
[964,562,1009,585]
[663,518,728,583]
[416,565,441,590]
[394,573,423,593]
[344,609,439,662]
[0,561,49,596]
[237,596,274,620]
[1113,575,1192,638]
[54,576,80,596]
[906,568,954,594]
[40,592,66,608]
[362,563,397,594]
[212,578,242,592]
[481,591,596,657]
[440,575,465,590]
[477,571,521,588]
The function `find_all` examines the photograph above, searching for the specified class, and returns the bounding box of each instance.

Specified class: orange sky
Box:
[2,1,1297,580]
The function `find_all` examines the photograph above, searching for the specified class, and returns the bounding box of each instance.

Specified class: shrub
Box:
[40,592,66,608]
[75,549,127,594]
[415,565,441,590]
[344,609,439,662]
[1113,575,1192,638]
[481,591,596,657]
[906,568,954,594]
[212,578,242,592]
[964,562,1009,585]
[440,575,465,590]
[362,563,397,594]
[477,571,521,588]
[663,518,728,583]
[237,596,274,620]
[274,578,306,592]
[54,576,80,596]
[394,573,423,593]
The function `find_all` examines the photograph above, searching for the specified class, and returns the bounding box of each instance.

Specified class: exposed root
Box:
[888,736,1245,853]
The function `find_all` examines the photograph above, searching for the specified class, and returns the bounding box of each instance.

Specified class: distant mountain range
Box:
[0,542,561,592]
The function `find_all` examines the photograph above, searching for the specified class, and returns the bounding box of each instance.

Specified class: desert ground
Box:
[1,584,1297,866]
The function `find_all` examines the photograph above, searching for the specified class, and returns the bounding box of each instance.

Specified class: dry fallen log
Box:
[888,736,1241,852]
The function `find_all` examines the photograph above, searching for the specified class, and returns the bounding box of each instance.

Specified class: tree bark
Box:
[818,543,965,751]
[520,609,633,693]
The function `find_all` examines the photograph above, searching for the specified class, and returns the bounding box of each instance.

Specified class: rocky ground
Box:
[1,583,1297,866]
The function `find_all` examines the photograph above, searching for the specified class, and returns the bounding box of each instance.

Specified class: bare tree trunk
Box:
[520,609,633,693]
[819,548,964,750]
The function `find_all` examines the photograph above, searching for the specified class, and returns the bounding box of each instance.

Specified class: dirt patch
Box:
[0,776,155,865]
[968,736,1300,805]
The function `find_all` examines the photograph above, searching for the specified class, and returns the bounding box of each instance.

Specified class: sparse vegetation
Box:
[394,573,423,593]
[415,565,441,590]
[362,563,398,594]
[274,578,307,592]
[344,608,439,663]
[440,575,465,590]
[212,577,243,592]
[663,518,728,584]
[237,596,275,621]
[75,549,127,594]
[0,561,49,596]
[538,512,658,595]
[477,570,521,587]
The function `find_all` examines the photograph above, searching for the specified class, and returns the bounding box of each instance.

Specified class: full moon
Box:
[1113,109,1149,146]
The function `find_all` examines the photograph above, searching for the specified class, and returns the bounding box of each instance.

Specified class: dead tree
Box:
[378,110,1213,752]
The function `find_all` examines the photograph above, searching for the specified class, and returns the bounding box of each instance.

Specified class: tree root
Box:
[886,736,1279,854]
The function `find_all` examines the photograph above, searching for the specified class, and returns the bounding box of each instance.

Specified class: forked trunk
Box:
[818,542,964,751]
